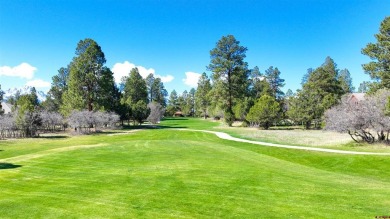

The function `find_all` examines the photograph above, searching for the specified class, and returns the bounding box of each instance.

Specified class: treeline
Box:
[0,39,166,138]
[167,35,354,129]
[43,38,167,124]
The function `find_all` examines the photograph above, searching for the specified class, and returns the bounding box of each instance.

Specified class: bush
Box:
[247,95,280,130]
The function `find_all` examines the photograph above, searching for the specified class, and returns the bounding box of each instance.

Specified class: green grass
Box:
[0,118,389,218]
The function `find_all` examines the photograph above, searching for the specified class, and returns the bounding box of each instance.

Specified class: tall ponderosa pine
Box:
[153,78,168,107]
[265,66,285,99]
[145,73,155,103]
[195,73,212,119]
[121,68,148,125]
[145,73,167,107]
[61,38,115,115]
[208,35,249,126]
[362,16,390,92]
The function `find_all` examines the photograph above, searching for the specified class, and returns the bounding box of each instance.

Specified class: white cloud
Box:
[183,72,201,88]
[111,61,174,84]
[25,79,51,88]
[156,74,174,83]
[112,61,137,83]
[137,65,156,78]
[0,63,37,79]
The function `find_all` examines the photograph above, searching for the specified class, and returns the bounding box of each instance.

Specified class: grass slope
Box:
[0,118,389,218]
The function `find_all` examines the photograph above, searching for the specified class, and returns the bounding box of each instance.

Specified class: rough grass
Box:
[0,118,389,218]
[162,118,390,152]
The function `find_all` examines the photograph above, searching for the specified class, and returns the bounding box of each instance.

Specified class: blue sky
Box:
[0,0,389,96]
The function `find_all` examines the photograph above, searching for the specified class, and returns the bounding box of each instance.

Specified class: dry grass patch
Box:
[216,126,352,147]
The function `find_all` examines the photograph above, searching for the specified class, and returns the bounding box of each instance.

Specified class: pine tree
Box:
[153,78,168,107]
[166,90,179,116]
[287,57,344,129]
[145,73,155,103]
[61,38,114,115]
[121,68,148,125]
[362,16,390,92]
[265,66,285,99]
[45,66,69,112]
[195,73,212,119]
[338,68,355,93]
[208,35,249,126]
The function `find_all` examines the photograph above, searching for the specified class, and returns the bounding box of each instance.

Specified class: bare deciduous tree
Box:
[67,110,119,134]
[40,110,64,132]
[325,89,390,144]
[147,102,164,124]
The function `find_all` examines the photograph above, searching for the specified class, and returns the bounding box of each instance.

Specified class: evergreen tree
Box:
[265,66,285,99]
[153,78,168,107]
[145,74,167,107]
[166,90,179,116]
[178,90,188,115]
[61,38,109,115]
[285,89,294,98]
[338,68,354,93]
[362,16,390,92]
[195,73,212,119]
[145,73,155,103]
[249,66,264,99]
[301,68,314,85]
[121,68,148,125]
[188,88,196,116]
[29,87,39,106]
[247,95,280,130]
[45,66,69,112]
[96,67,118,112]
[287,57,344,129]
[208,35,249,126]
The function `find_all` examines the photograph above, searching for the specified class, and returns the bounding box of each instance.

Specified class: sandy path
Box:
[177,129,390,156]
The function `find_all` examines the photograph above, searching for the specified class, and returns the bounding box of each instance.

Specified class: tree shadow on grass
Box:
[0,163,22,170]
